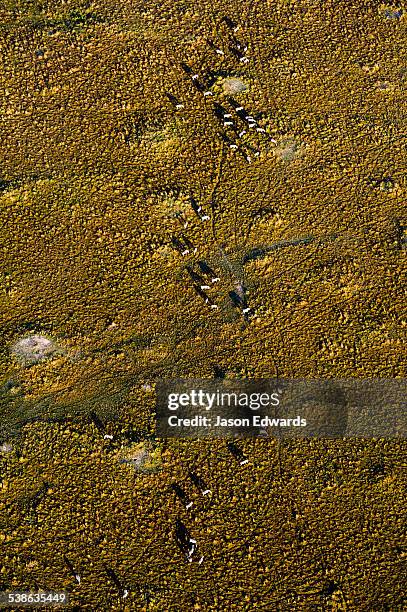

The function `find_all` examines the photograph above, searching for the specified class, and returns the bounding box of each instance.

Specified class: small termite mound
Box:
[272,137,305,162]
[374,79,397,92]
[380,5,403,20]
[0,441,13,453]
[10,334,61,365]
[221,77,248,94]
[117,441,162,474]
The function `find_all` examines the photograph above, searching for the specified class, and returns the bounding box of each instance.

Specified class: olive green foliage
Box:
[0,0,405,609]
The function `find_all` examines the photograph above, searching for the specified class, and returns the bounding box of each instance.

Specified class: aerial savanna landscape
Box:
[0,0,406,609]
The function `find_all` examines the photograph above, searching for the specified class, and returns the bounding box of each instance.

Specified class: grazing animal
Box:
[186,266,210,290]
[194,286,218,309]
[222,16,240,32]
[189,472,211,496]
[171,483,193,509]
[166,92,184,110]
[198,261,220,283]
